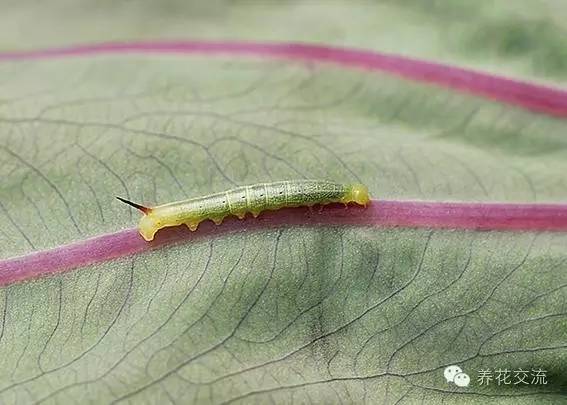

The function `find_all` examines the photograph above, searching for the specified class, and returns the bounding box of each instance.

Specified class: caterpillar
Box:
[117,180,370,241]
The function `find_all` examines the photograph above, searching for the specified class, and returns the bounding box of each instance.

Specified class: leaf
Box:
[2,1,567,82]
[0,45,566,405]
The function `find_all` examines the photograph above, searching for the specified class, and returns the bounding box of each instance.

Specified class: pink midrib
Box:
[1,40,566,286]
[0,40,566,117]
[2,200,567,287]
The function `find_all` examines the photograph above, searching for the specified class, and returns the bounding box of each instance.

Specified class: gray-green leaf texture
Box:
[0,1,566,404]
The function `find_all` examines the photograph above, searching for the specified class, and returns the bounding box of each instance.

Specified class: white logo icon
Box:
[454,372,470,387]
[444,365,463,383]
[444,365,470,387]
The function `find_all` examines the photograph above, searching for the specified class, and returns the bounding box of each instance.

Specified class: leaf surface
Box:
[0,47,566,404]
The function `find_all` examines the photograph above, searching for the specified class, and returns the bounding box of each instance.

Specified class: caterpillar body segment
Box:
[118,180,370,241]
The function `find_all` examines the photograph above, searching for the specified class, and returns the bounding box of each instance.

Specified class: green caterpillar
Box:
[117,180,370,241]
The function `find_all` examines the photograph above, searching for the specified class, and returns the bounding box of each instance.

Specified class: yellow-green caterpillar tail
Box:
[116,196,152,215]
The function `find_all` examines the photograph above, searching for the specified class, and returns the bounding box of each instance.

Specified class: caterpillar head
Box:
[347,183,370,206]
